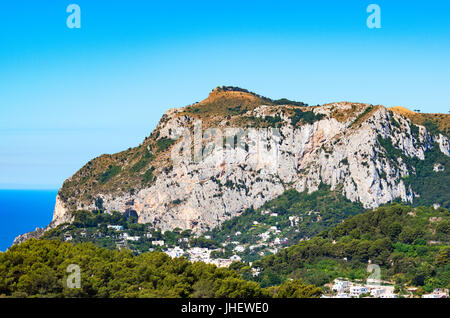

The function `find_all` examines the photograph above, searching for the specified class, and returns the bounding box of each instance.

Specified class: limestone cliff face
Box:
[47,89,449,234]
[52,195,72,226]
[12,227,45,246]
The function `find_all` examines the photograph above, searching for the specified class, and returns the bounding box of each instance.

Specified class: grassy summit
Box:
[390,106,450,138]
[57,86,312,210]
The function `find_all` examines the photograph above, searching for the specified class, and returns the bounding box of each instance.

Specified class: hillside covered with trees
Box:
[252,204,449,293]
[207,184,365,261]
[2,203,448,298]
[0,239,320,298]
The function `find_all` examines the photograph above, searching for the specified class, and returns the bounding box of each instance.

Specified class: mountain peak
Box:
[180,86,309,122]
[201,86,271,108]
[36,88,450,236]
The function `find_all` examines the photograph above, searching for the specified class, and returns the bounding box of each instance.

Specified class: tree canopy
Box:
[0,239,319,298]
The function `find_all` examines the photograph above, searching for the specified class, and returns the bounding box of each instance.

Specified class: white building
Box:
[210,259,233,268]
[288,216,300,227]
[370,288,385,297]
[251,268,260,277]
[350,286,369,297]
[123,233,140,241]
[186,247,211,263]
[334,293,350,298]
[165,246,184,258]
[380,293,398,298]
[249,243,265,251]
[107,225,124,231]
[230,255,241,262]
[422,292,446,298]
[152,240,165,246]
[125,236,140,241]
[234,245,246,253]
[332,280,350,292]
[259,232,270,242]
[269,226,281,233]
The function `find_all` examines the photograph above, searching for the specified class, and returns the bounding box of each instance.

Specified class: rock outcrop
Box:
[12,227,46,246]
[15,87,450,242]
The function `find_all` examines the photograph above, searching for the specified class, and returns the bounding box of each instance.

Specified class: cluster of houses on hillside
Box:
[62,221,448,298]
[211,224,292,258]
[164,246,242,267]
[421,289,448,298]
[95,212,309,264]
[324,279,398,298]
[63,222,249,266]
[323,279,449,298]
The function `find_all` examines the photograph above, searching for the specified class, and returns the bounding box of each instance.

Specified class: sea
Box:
[0,190,57,252]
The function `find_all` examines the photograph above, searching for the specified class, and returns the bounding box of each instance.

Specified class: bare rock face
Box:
[45,91,449,235]
[12,227,46,246]
[52,194,73,226]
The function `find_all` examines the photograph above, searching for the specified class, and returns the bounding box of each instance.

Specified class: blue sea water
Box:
[0,190,57,252]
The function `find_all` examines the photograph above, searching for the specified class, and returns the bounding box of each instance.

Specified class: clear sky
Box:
[1,0,449,189]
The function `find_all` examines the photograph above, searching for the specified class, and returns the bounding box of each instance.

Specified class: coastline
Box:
[0,190,57,251]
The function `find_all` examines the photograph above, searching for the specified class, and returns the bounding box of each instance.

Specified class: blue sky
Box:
[0,0,449,189]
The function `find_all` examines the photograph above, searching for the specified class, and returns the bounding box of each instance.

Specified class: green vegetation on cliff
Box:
[252,204,450,292]
[290,109,325,126]
[207,185,364,262]
[0,239,320,298]
[42,185,365,262]
[377,136,450,208]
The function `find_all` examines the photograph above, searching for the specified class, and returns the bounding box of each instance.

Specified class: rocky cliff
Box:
[33,87,450,236]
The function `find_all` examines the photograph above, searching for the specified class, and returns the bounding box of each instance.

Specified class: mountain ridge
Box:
[13,87,450,245]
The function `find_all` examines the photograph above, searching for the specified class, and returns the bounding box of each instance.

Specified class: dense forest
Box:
[252,204,450,293]
[0,239,320,298]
